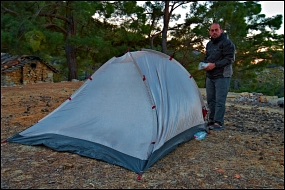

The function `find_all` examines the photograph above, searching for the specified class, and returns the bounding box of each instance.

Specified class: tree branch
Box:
[1,3,18,16]
[38,13,69,23]
[42,23,67,35]
[34,4,54,18]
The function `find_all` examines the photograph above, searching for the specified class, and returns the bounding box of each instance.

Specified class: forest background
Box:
[1,1,284,97]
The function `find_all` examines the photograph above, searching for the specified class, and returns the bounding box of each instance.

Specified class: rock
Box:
[1,182,8,189]
[277,97,284,108]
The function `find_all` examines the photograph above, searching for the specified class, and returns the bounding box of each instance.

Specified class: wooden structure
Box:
[1,53,59,86]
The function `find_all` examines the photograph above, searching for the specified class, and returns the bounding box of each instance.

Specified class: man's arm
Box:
[204,40,235,71]
[215,40,235,68]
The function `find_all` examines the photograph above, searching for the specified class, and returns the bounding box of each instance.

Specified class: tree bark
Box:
[161,1,170,54]
[65,45,77,80]
[65,3,77,81]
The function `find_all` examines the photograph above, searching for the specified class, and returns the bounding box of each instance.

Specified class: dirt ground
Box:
[1,81,284,189]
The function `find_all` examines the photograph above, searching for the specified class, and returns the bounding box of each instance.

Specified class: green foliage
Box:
[230,66,284,97]
[25,30,46,52]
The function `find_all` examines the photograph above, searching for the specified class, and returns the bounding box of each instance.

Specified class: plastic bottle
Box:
[198,62,209,70]
[194,131,208,140]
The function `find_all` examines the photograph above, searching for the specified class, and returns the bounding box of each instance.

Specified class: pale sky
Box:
[136,1,284,35]
[259,1,284,34]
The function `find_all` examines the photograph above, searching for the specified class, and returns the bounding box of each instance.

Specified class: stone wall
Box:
[22,61,53,85]
[1,61,54,86]
[1,69,22,86]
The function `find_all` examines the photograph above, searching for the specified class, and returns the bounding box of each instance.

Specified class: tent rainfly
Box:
[7,49,208,179]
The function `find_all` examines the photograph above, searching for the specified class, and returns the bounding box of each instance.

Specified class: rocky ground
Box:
[1,81,284,189]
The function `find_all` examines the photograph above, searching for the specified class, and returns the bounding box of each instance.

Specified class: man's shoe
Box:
[209,123,224,130]
[207,121,214,126]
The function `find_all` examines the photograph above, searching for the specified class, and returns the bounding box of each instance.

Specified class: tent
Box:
[8,49,208,177]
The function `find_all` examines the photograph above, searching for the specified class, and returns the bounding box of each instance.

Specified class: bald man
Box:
[202,23,236,130]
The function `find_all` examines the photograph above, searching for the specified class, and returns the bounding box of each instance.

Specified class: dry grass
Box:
[1,81,284,189]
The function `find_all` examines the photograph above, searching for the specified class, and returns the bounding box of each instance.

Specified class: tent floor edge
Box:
[7,133,147,174]
[143,123,207,172]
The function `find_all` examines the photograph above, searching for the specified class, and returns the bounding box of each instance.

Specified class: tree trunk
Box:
[65,2,77,81]
[151,35,158,49]
[161,1,170,54]
[65,45,77,80]
[151,36,154,49]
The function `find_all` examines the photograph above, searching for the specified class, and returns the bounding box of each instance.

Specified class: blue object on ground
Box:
[194,131,208,140]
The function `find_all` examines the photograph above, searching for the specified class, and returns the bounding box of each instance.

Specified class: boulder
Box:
[277,97,284,108]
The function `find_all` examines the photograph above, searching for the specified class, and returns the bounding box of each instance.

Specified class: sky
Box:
[259,1,284,34]
[136,1,284,35]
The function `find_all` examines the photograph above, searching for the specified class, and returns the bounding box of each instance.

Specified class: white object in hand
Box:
[198,62,208,70]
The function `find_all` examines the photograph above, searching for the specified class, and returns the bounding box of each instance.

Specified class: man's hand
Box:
[204,62,216,71]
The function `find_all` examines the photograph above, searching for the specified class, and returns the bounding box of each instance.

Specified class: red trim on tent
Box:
[137,171,143,180]
[151,142,155,144]
[1,139,7,144]
[152,105,156,109]
[68,97,72,100]
[189,75,193,78]
[143,75,146,81]
[202,107,208,118]
[169,56,172,60]
[89,77,92,80]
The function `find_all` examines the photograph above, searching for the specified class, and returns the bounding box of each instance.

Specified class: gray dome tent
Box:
[8,49,208,178]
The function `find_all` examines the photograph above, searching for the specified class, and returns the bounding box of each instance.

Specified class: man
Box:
[202,23,236,130]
